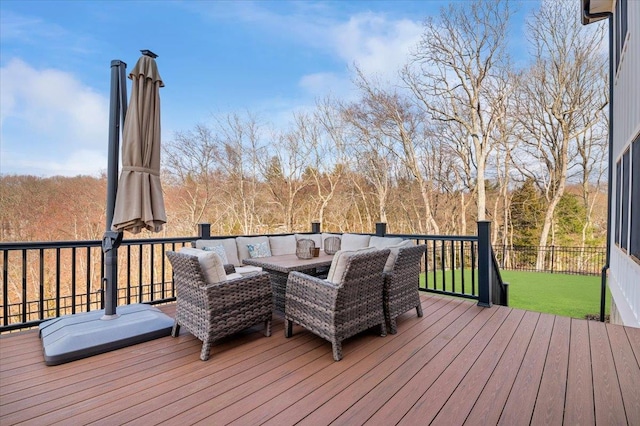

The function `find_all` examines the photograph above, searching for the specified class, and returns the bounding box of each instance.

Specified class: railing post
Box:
[311,222,321,233]
[198,223,211,239]
[477,221,492,308]
[376,223,387,237]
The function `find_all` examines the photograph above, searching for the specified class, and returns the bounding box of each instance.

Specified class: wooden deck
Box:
[1,294,639,425]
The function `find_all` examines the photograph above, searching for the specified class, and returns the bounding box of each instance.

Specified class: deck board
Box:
[590,321,628,425]
[565,319,596,425]
[305,299,475,426]
[607,324,640,425]
[464,310,540,425]
[497,312,555,425]
[1,294,638,426]
[530,315,571,425]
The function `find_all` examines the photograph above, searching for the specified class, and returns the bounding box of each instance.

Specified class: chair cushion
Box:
[269,235,296,255]
[236,236,270,263]
[326,247,377,284]
[341,233,371,251]
[195,238,240,266]
[234,265,263,275]
[179,247,228,284]
[384,240,415,272]
[225,272,243,280]
[202,244,229,264]
[247,241,272,258]
[369,236,405,249]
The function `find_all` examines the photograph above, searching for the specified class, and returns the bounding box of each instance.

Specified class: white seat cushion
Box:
[234,265,263,275]
[326,247,377,284]
[340,233,371,251]
[225,273,243,281]
[369,236,405,249]
[269,235,297,255]
[179,247,228,284]
[384,240,415,272]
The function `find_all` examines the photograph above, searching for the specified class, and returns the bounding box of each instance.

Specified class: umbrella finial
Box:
[141,49,158,59]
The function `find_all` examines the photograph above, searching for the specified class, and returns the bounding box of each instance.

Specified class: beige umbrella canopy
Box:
[112,53,166,234]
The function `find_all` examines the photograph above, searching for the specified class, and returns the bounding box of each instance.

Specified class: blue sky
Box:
[1,0,539,177]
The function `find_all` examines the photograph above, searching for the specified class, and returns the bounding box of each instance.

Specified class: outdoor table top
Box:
[243,253,334,274]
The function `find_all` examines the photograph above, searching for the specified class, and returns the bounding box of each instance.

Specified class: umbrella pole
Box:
[103,59,127,318]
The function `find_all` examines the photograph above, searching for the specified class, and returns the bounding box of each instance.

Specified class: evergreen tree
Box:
[510,178,545,247]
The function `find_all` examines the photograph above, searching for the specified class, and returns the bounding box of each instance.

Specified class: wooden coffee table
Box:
[243,253,334,314]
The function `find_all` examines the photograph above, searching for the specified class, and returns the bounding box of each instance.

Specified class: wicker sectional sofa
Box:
[194,233,411,271]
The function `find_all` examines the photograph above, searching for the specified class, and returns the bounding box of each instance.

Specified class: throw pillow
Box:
[247,241,272,258]
[236,236,269,263]
[196,238,241,266]
[202,244,229,264]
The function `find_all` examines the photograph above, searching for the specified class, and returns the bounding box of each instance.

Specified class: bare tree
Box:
[211,112,264,234]
[341,97,394,226]
[401,0,513,223]
[163,125,219,233]
[259,121,311,232]
[301,99,347,229]
[351,69,440,234]
[513,0,607,270]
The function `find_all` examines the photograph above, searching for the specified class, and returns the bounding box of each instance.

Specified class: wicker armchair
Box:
[383,244,427,334]
[166,251,272,361]
[284,249,390,361]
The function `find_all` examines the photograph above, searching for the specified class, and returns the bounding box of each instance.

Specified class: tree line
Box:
[1,0,608,271]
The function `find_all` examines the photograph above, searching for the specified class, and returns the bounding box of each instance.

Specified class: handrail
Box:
[491,249,509,306]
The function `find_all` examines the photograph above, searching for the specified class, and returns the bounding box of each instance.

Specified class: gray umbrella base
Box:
[39,304,173,366]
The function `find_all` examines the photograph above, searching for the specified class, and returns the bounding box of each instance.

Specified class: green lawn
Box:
[420,270,610,319]
[501,270,610,319]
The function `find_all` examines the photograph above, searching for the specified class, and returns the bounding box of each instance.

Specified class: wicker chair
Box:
[284,249,390,361]
[383,244,427,334]
[166,251,272,361]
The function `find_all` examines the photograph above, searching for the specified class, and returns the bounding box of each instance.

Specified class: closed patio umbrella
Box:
[40,51,173,365]
[111,52,166,233]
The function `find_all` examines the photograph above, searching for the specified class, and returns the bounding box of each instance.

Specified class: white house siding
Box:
[610,0,640,327]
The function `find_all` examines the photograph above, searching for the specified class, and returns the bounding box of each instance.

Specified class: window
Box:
[616,160,622,245]
[622,150,630,250]
[631,136,640,262]
[615,0,628,71]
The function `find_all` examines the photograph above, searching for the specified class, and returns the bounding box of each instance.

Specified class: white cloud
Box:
[298,72,353,97]
[293,12,423,100]
[190,2,423,94]
[0,59,108,176]
[330,13,423,81]
[1,149,108,177]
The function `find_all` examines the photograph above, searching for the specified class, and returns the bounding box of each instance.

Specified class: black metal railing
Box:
[1,221,508,332]
[0,237,195,332]
[379,221,505,305]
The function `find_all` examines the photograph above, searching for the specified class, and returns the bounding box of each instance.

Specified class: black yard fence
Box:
[496,245,606,276]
